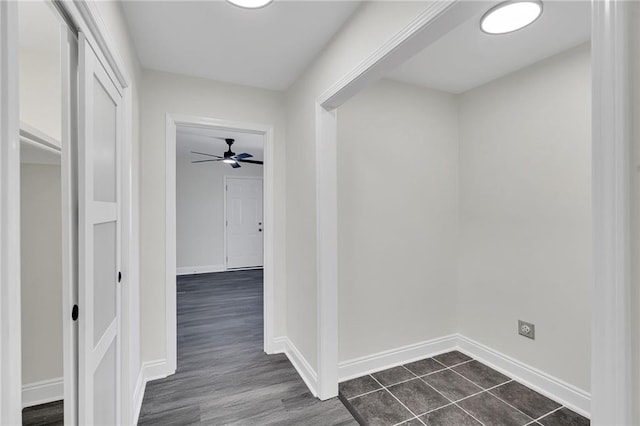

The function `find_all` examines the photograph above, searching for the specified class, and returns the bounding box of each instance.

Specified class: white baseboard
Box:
[22,377,63,408]
[132,359,172,425]
[176,265,225,276]
[338,334,458,382]
[456,335,591,418]
[272,337,318,397]
[132,368,146,425]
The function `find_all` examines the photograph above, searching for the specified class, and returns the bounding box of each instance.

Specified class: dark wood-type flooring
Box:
[139,269,356,425]
[22,400,63,426]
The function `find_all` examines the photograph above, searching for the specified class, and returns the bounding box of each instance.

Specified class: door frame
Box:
[0,0,139,423]
[314,1,637,424]
[165,114,277,373]
[223,175,264,271]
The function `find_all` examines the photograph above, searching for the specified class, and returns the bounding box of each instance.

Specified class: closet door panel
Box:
[77,32,122,426]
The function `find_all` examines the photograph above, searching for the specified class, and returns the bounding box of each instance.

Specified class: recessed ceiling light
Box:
[481,1,543,35]
[227,0,273,9]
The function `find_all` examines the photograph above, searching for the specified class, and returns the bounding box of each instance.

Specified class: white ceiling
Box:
[177,126,264,163]
[387,0,591,94]
[121,0,361,91]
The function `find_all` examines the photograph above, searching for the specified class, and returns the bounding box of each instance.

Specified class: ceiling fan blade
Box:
[191,159,224,163]
[237,159,263,165]
[191,151,223,158]
[230,161,241,169]
[235,153,253,159]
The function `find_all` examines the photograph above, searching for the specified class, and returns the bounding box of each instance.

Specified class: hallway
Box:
[138,270,355,425]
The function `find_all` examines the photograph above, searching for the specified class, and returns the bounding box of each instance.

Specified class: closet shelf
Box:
[20,121,61,154]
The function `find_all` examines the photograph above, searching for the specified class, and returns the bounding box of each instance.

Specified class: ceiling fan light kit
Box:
[191,138,264,168]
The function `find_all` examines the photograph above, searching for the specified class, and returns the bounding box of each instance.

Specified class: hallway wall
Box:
[457,44,592,391]
[337,79,459,362]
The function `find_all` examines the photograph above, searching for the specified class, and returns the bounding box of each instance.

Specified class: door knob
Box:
[258,228,262,232]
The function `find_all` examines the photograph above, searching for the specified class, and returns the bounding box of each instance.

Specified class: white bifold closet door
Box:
[77,33,123,425]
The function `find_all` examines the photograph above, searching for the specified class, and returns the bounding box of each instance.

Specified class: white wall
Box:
[20,164,62,387]
[176,142,262,273]
[285,1,430,371]
[19,48,61,143]
[457,44,592,391]
[337,79,459,362]
[139,70,287,362]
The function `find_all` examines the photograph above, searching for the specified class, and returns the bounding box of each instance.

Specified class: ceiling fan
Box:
[191,138,263,168]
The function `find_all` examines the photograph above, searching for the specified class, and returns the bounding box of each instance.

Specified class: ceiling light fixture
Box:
[226,0,273,9]
[480,0,543,35]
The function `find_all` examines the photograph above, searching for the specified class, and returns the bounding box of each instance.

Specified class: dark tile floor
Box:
[339,351,590,426]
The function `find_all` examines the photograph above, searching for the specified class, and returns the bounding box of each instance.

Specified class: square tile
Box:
[433,351,472,367]
[388,378,449,416]
[372,366,415,386]
[421,369,482,401]
[421,404,482,426]
[458,392,533,426]
[349,389,414,426]
[452,360,511,389]
[538,408,590,426]
[490,381,561,419]
[339,375,382,399]
[404,358,446,376]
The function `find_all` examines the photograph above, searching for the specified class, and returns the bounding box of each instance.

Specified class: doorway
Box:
[165,114,277,376]
[18,1,69,423]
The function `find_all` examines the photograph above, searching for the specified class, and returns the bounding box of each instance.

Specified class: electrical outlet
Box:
[518,320,535,340]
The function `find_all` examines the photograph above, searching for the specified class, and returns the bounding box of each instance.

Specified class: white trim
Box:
[338,335,457,383]
[60,22,79,426]
[280,337,318,397]
[317,1,485,110]
[591,1,635,424]
[131,359,170,425]
[166,113,278,375]
[131,368,145,425]
[0,1,22,424]
[314,104,338,400]
[176,265,226,276]
[456,335,591,418]
[22,378,64,409]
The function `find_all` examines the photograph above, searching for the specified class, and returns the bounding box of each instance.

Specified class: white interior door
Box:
[78,33,122,426]
[226,177,264,269]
